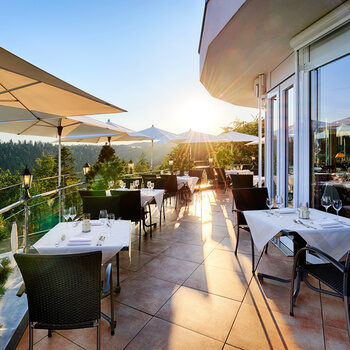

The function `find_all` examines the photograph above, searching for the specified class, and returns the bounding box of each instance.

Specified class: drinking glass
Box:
[266,197,274,216]
[321,195,331,214]
[147,181,152,189]
[332,199,342,220]
[274,195,283,216]
[69,207,77,224]
[120,180,126,189]
[150,182,154,190]
[63,208,70,222]
[184,171,189,177]
[107,213,115,232]
[135,180,139,188]
[99,209,108,225]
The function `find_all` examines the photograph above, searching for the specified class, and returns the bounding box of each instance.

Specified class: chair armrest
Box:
[103,263,112,293]
[296,245,345,273]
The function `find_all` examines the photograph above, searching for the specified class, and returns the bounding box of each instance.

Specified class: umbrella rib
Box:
[0,81,41,95]
[0,81,43,121]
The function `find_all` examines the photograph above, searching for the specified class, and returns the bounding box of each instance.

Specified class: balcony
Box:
[14,189,348,349]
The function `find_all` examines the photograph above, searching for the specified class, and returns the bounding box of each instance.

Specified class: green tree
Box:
[135,153,150,173]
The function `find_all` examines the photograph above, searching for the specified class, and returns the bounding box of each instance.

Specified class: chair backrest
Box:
[14,252,101,325]
[79,190,106,198]
[110,190,141,222]
[215,168,226,182]
[205,167,216,181]
[230,174,254,189]
[164,175,178,194]
[153,177,167,189]
[122,177,142,189]
[82,195,121,220]
[232,187,268,225]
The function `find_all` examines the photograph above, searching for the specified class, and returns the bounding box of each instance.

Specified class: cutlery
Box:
[55,234,66,247]
[297,219,316,229]
[96,236,106,246]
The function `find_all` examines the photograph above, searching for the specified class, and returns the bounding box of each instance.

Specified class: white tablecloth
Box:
[34,220,131,263]
[177,176,199,193]
[140,189,164,211]
[108,188,164,211]
[243,208,350,260]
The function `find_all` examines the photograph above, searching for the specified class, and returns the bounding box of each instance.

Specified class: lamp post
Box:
[208,157,214,167]
[83,162,91,177]
[21,166,33,252]
[128,160,134,174]
[169,159,174,174]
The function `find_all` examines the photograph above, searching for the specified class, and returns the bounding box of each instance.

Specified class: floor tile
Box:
[115,274,179,315]
[321,293,348,330]
[16,328,48,350]
[138,254,199,284]
[156,286,240,342]
[161,242,215,264]
[227,303,324,350]
[324,325,350,350]
[57,301,152,350]
[119,250,155,272]
[25,332,83,350]
[243,276,322,320]
[183,264,249,301]
[125,317,223,350]
[131,237,173,256]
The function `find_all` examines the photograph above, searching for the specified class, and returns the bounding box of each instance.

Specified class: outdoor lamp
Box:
[168,160,174,167]
[83,162,91,176]
[128,160,134,174]
[21,165,33,199]
[208,157,214,165]
[335,152,345,159]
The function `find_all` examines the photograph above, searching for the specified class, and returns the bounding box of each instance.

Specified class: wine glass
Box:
[63,208,70,222]
[150,182,154,190]
[147,181,152,189]
[99,209,108,226]
[107,213,115,232]
[69,207,77,225]
[274,195,283,216]
[332,199,342,221]
[120,180,126,189]
[321,195,331,214]
[266,197,274,216]
[135,180,139,188]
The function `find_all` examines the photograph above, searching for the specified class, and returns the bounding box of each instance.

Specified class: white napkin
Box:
[67,237,92,246]
[317,219,343,228]
[279,208,296,214]
[91,220,103,226]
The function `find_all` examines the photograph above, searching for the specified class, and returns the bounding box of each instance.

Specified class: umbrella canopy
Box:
[106,120,153,142]
[138,125,178,142]
[217,131,258,143]
[174,129,219,144]
[246,137,265,145]
[0,47,125,122]
[336,124,350,137]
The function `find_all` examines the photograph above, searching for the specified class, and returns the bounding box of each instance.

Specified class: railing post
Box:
[23,198,30,252]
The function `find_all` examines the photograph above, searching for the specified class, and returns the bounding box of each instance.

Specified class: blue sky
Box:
[0,0,256,141]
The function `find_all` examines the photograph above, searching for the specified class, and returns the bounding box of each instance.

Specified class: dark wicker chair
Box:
[214,167,230,191]
[14,251,115,350]
[110,190,145,249]
[230,174,254,189]
[82,195,121,220]
[231,187,269,273]
[290,246,350,340]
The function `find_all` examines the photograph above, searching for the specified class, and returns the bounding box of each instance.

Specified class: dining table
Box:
[33,219,132,292]
[177,176,199,194]
[243,208,350,282]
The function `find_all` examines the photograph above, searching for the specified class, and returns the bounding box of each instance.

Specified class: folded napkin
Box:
[317,219,343,228]
[91,220,103,226]
[279,208,296,214]
[67,237,92,246]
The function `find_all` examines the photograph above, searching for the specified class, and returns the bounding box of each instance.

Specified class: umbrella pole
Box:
[258,91,263,188]
[58,125,63,222]
[151,140,154,170]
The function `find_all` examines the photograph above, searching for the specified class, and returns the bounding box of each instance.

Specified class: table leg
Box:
[114,252,121,293]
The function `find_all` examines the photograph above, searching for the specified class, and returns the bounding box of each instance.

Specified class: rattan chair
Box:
[214,167,230,191]
[290,246,350,340]
[79,190,107,198]
[14,251,115,350]
[82,195,121,220]
[232,187,269,273]
[230,174,254,189]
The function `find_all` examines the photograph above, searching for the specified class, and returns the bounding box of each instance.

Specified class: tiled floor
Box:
[17,190,350,349]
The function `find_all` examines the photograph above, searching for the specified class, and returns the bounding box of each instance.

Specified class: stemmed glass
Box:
[274,195,283,216]
[150,182,154,190]
[69,207,77,226]
[147,181,152,189]
[321,195,331,214]
[99,209,108,226]
[63,208,70,223]
[266,197,274,216]
[107,213,115,233]
[332,199,342,221]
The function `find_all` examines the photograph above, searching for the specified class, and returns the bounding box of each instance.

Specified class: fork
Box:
[96,236,106,246]
[55,234,66,247]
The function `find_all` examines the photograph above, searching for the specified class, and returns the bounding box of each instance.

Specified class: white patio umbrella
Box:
[246,137,265,145]
[0,47,126,219]
[174,129,219,144]
[217,131,258,143]
[138,125,179,168]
